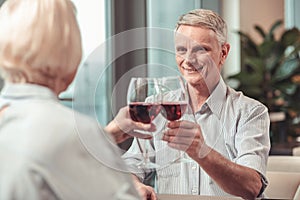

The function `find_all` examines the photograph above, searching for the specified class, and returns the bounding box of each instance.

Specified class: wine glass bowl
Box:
[161,102,188,121]
[129,102,161,125]
[160,76,188,121]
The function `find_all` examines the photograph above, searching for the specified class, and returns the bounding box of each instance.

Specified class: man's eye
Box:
[176,47,187,54]
[194,46,206,53]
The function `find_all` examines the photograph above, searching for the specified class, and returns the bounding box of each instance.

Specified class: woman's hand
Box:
[105,107,156,144]
[132,176,157,200]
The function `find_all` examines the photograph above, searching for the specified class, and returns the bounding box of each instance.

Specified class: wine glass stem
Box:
[136,138,150,165]
[144,149,150,163]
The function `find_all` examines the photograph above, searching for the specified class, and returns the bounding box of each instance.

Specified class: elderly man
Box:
[123,9,270,200]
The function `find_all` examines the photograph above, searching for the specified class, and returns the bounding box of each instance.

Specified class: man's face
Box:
[175,25,229,92]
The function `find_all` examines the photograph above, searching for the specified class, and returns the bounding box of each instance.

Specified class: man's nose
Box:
[184,52,197,65]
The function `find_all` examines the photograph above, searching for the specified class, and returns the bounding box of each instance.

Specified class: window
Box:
[60,0,109,125]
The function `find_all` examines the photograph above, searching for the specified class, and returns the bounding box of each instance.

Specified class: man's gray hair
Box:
[176,9,227,45]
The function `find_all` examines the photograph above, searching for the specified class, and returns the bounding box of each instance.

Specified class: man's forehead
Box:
[175,34,204,46]
[175,27,217,46]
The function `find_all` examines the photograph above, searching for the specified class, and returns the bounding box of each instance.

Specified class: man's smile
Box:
[181,65,204,73]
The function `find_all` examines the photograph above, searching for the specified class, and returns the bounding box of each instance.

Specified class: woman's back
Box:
[0,83,139,200]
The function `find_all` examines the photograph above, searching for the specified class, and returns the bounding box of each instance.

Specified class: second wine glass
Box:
[160,76,193,164]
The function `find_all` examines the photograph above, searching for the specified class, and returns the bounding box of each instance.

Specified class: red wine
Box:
[161,102,187,121]
[129,103,161,124]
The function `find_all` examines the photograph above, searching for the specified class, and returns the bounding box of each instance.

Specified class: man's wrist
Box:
[197,143,212,160]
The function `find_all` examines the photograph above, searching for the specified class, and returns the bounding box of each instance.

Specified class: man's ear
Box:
[220,43,230,65]
[222,43,230,58]
[222,49,226,57]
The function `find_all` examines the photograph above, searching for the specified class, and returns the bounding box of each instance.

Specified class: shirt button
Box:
[191,188,198,194]
[192,165,197,170]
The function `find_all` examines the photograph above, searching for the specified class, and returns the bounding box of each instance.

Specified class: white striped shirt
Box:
[123,77,270,197]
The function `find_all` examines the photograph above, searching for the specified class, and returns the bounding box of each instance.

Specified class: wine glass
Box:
[127,77,161,169]
[160,76,193,164]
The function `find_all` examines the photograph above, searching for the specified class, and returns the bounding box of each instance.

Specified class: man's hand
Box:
[162,120,211,160]
[105,107,156,144]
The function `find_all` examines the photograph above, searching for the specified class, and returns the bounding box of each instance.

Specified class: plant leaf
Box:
[245,57,264,73]
[240,86,263,98]
[230,72,263,86]
[265,53,282,71]
[276,82,297,95]
[281,28,300,47]
[269,20,283,37]
[237,31,258,56]
[263,20,282,43]
[258,40,278,57]
[254,25,266,39]
[273,58,300,81]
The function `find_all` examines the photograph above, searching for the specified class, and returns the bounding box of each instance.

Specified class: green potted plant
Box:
[228,20,300,143]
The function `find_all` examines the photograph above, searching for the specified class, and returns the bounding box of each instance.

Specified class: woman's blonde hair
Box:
[0,0,82,86]
[175,9,227,45]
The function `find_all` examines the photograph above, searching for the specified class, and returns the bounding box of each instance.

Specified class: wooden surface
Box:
[157,194,243,200]
[156,194,290,200]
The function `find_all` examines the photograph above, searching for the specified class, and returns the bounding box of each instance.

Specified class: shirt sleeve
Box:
[234,104,271,181]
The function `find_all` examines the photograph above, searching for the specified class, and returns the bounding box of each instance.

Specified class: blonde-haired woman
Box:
[0,0,152,199]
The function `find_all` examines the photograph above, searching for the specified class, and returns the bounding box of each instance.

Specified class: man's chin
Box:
[182,72,203,83]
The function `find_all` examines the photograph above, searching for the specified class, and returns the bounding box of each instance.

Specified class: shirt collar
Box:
[204,77,227,119]
[0,83,58,101]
